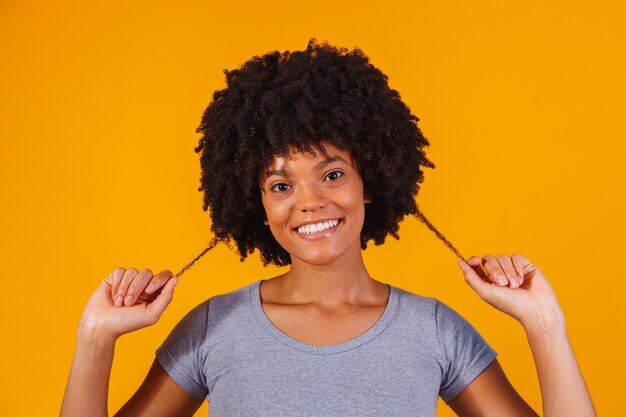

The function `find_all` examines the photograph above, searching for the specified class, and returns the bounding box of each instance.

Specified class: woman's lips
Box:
[294,219,341,240]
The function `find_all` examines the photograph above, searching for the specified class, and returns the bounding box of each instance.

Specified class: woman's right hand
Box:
[79,268,178,341]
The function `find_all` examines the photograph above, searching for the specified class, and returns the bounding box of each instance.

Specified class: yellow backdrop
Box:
[1,0,624,415]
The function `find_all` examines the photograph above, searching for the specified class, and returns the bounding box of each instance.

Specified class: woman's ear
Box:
[263,218,269,225]
[364,193,372,204]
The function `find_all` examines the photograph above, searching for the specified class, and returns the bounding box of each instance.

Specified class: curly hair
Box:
[176,39,463,275]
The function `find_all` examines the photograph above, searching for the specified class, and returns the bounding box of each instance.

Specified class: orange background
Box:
[1,1,624,415]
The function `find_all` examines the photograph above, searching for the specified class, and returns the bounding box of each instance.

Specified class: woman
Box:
[61,40,596,416]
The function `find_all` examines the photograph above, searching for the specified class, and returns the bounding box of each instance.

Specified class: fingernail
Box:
[124,295,133,306]
[496,275,507,286]
[458,260,465,270]
[115,295,123,306]
[146,283,155,293]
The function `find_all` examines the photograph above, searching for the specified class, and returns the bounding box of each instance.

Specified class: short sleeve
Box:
[436,301,497,403]
[156,299,211,399]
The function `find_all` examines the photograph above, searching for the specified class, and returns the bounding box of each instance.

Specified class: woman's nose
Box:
[296,183,329,212]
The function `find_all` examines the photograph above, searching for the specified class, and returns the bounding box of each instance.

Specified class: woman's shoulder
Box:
[209,280,257,303]
[196,280,259,319]
[390,285,471,327]
[171,280,257,326]
[162,280,260,344]
[391,285,440,314]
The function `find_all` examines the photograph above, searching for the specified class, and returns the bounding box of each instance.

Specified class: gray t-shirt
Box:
[156,280,497,416]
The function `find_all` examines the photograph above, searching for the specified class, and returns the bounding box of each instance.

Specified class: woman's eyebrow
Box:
[263,156,348,179]
[264,168,289,179]
[316,155,348,170]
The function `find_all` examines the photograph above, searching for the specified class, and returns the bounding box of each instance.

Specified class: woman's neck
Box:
[275,250,383,308]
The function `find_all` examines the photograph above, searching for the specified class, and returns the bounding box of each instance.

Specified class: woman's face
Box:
[260,141,370,267]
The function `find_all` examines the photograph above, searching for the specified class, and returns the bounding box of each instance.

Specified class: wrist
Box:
[521,302,566,336]
[77,319,119,347]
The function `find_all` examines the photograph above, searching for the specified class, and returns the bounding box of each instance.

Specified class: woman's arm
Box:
[449,359,538,417]
[452,253,596,417]
[115,359,203,417]
[60,268,202,417]
[60,317,115,417]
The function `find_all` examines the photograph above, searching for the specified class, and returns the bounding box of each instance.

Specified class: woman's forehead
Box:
[259,141,358,180]
[265,142,353,169]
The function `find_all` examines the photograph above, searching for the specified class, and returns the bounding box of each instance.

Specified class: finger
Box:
[482,254,509,287]
[466,256,489,281]
[125,268,154,306]
[103,268,116,285]
[115,268,139,306]
[92,278,118,308]
[98,276,114,300]
[145,269,174,294]
[145,277,178,325]
[497,254,521,289]
[459,260,491,300]
[109,267,125,301]
[511,253,534,285]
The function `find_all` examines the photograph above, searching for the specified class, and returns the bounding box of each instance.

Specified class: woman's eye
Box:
[270,183,291,192]
[324,171,344,181]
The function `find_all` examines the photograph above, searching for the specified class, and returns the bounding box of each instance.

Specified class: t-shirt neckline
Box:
[250,279,399,355]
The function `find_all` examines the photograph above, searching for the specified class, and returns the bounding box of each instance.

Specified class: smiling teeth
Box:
[297,219,339,235]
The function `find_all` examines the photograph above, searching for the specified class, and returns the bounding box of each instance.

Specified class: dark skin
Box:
[61,143,595,417]
[112,323,534,417]
[112,284,534,417]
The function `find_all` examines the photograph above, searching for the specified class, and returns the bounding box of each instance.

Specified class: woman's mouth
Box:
[295,219,340,235]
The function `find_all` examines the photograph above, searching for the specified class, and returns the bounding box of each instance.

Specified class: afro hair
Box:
[193,39,437,267]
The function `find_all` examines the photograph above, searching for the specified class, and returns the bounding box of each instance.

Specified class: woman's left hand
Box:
[458,254,564,327]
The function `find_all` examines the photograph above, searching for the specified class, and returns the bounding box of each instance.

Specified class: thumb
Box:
[88,278,114,306]
[458,260,491,300]
[145,277,178,323]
